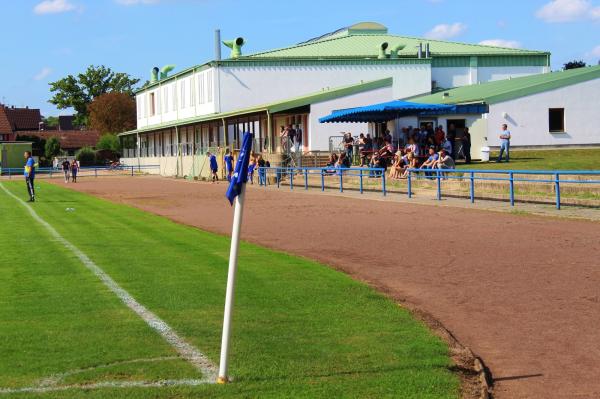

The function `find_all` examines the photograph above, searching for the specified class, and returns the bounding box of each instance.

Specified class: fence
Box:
[258,166,600,210]
[0,165,160,180]
[258,166,387,195]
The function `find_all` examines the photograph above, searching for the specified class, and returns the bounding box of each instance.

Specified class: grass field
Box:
[456,148,600,170]
[0,181,459,398]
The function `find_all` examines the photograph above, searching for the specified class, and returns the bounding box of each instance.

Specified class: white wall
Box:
[477,66,547,84]
[308,86,394,151]
[218,64,431,113]
[432,67,471,89]
[486,78,600,147]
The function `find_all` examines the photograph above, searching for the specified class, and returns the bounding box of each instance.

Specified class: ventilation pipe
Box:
[150,67,159,83]
[417,43,423,59]
[159,64,176,80]
[425,43,430,58]
[223,37,245,59]
[215,29,222,61]
[389,43,406,59]
[377,42,389,59]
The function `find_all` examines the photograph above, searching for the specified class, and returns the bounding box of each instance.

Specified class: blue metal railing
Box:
[258,166,387,196]
[257,166,600,210]
[407,168,600,210]
[0,165,160,179]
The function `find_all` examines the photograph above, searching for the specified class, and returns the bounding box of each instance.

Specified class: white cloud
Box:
[535,0,600,23]
[587,44,600,58]
[115,0,160,5]
[424,23,467,40]
[33,0,76,14]
[34,67,52,81]
[478,39,522,49]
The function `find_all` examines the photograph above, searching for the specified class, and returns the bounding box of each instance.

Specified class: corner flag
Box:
[226,132,254,205]
[218,132,254,384]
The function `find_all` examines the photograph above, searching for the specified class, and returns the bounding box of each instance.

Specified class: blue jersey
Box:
[209,155,218,171]
[224,154,233,172]
[24,157,35,178]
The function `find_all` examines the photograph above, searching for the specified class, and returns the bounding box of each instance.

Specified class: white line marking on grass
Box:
[0,183,218,384]
[0,379,207,394]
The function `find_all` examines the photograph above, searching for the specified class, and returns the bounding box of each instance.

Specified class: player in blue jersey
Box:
[24,151,36,202]
[207,151,219,183]
[224,148,234,182]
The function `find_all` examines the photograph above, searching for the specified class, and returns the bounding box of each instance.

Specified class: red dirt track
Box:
[59,177,600,399]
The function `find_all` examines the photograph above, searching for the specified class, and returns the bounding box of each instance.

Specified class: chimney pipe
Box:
[215,29,221,61]
[417,43,423,59]
[425,43,430,58]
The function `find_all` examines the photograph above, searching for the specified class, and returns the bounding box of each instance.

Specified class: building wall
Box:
[432,66,547,89]
[0,142,32,169]
[218,64,431,112]
[486,78,600,148]
[308,86,394,152]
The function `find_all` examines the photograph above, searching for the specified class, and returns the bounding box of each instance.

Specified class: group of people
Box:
[279,124,303,153]
[207,148,270,185]
[60,158,80,183]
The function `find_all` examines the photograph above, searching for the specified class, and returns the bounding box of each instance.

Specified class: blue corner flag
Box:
[226,132,254,205]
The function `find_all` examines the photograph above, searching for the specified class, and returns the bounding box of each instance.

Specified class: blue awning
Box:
[319,100,458,123]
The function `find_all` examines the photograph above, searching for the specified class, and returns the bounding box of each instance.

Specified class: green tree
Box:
[43,116,59,128]
[48,65,140,126]
[44,137,62,160]
[563,60,586,70]
[96,133,121,152]
[88,92,136,134]
[76,146,97,166]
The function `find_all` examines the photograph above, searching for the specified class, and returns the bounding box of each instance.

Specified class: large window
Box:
[549,108,565,132]
[149,92,156,116]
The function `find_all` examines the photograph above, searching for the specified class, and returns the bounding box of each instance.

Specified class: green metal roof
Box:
[243,33,548,60]
[410,65,600,105]
[122,77,393,136]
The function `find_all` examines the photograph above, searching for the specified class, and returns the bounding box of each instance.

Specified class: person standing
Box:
[224,149,234,182]
[207,151,219,183]
[62,158,71,183]
[257,154,266,185]
[343,133,354,164]
[70,159,79,183]
[446,123,457,159]
[462,127,472,164]
[24,151,36,202]
[497,124,511,162]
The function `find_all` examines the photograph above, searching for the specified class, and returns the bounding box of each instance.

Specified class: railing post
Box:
[321,169,325,191]
[359,169,363,194]
[95,168,98,178]
[470,171,475,203]
[555,173,561,210]
[407,169,412,198]
[131,166,134,176]
[277,168,280,188]
[382,169,386,196]
[304,169,308,190]
[290,168,294,190]
[436,169,441,200]
[339,170,343,193]
[509,172,515,206]
[9,168,11,179]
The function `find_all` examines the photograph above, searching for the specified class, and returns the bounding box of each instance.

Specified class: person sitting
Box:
[435,149,455,179]
[405,138,420,157]
[378,139,394,160]
[441,138,453,155]
[401,152,418,178]
[326,152,338,167]
[420,147,439,178]
[369,151,385,177]
[389,151,404,180]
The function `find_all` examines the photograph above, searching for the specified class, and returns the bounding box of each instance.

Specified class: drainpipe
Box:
[136,132,140,170]
[222,118,227,149]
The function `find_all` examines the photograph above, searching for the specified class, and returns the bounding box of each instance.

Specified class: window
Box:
[190,78,195,107]
[162,87,169,114]
[171,85,177,112]
[149,92,156,116]
[180,81,186,109]
[549,108,565,132]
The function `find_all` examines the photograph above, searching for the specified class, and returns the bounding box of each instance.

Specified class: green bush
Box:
[75,146,97,166]
[44,137,62,160]
[96,134,121,153]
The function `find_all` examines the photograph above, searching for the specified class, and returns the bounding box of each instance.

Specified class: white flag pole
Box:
[217,183,246,384]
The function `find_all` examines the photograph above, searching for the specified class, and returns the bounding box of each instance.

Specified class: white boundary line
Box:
[0,379,207,394]
[0,182,218,385]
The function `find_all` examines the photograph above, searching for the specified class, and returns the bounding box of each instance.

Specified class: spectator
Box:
[326,152,338,167]
[435,149,456,178]
[389,151,404,180]
[441,138,453,154]
[405,138,420,157]
[420,147,439,178]
[294,124,302,153]
[369,151,385,177]
[401,152,418,178]
[497,123,511,163]
[358,133,367,166]
[257,154,266,185]
[70,159,79,183]
[434,126,445,147]
[287,125,296,150]
[343,132,354,162]
[462,127,471,164]
[247,154,256,184]
[61,158,71,183]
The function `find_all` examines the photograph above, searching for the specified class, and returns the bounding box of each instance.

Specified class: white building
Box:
[120,22,552,176]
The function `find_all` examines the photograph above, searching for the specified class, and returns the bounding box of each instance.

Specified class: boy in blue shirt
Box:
[224,149,234,182]
[207,151,219,183]
[497,124,511,163]
[24,151,36,202]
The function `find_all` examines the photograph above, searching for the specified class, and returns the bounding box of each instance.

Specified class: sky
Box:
[1,0,599,116]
